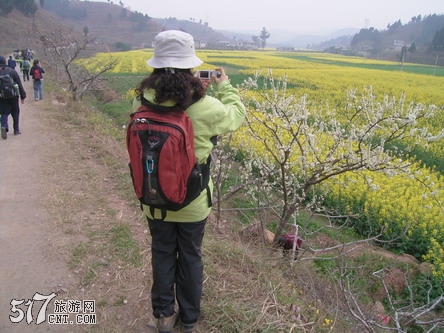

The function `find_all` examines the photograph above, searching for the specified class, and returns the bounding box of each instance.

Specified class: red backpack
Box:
[33,67,42,80]
[126,100,211,219]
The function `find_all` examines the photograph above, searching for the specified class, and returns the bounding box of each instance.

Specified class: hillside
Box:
[63,1,159,48]
[0,9,62,55]
[0,2,229,56]
[44,1,228,49]
[316,14,444,65]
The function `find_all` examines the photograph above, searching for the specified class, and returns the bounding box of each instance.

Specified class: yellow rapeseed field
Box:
[78,49,444,276]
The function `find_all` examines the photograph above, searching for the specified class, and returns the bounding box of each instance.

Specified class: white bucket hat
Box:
[147,30,203,69]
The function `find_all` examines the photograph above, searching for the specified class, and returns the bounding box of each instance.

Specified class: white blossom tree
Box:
[34,25,116,101]
[235,71,442,243]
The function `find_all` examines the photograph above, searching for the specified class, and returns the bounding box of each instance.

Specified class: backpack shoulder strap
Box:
[140,96,183,113]
[0,67,14,79]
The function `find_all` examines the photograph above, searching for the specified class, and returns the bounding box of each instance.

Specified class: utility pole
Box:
[400,45,407,71]
[433,53,438,76]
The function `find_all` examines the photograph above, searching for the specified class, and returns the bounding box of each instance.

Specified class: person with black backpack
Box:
[0,56,26,139]
[22,58,30,81]
[129,30,245,333]
[29,59,45,101]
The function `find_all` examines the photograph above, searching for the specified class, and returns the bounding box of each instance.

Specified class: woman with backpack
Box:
[29,59,45,101]
[131,30,246,333]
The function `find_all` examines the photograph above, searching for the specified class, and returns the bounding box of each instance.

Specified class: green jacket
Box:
[131,80,246,222]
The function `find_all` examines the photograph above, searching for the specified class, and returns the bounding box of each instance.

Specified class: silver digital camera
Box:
[197,70,221,78]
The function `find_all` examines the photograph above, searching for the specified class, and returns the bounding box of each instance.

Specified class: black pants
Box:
[23,68,29,81]
[148,218,206,324]
[0,98,20,133]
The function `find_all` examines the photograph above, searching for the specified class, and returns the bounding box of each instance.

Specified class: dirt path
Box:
[0,73,209,333]
[0,78,78,332]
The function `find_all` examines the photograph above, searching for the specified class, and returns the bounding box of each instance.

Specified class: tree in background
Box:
[251,35,260,48]
[351,27,382,51]
[431,27,444,50]
[0,0,36,16]
[259,27,270,48]
[34,25,116,101]
[399,45,408,63]
[40,0,87,20]
[0,0,14,15]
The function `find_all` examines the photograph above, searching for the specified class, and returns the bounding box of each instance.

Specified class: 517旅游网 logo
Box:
[9,292,96,325]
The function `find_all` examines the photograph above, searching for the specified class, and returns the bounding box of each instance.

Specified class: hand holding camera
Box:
[196,67,228,85]
[198,70,221,79]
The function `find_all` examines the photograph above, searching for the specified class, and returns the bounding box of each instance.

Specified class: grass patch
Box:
[230,196,258,225]
[105,74,145,95]
[84,267,98,285]
[113,296,126,306]
[70,242,88,268]
[110,223,142,266]
[94,98,133,128]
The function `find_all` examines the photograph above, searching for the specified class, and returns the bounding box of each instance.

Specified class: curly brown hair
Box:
[135,68,206,109]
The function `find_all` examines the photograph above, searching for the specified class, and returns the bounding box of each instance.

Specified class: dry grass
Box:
[39,96,153,332]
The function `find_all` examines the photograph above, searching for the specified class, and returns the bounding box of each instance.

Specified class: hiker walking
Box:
[29,59,45,101]
[0,56,26,139]
[131,30,246,333]
[7,56,16,70]
[22,58,30,81]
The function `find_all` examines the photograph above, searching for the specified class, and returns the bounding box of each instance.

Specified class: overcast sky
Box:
[96,0,443,35]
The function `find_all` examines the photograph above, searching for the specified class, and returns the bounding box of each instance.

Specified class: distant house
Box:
[212,40,257,50]
[393,40,410,51]
[217,41,232,48]
[277,47,295,52]
[195,40,206,49]
[242,41,257,50]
